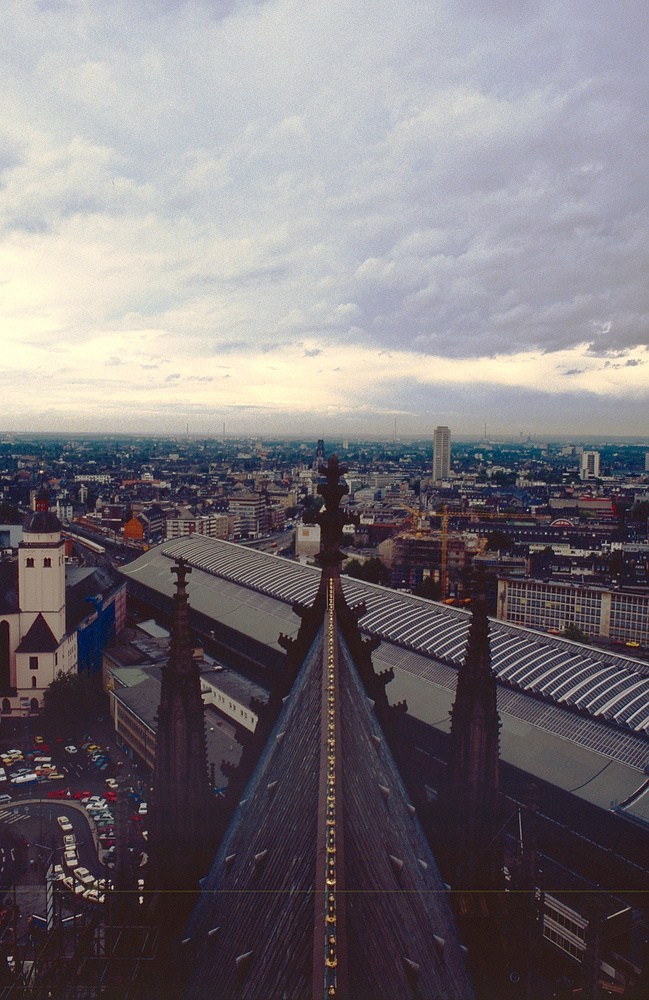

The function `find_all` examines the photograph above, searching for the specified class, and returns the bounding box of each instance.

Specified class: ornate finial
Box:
[171,557,192,597]
[312,455,354,568]
[168,558,194,674]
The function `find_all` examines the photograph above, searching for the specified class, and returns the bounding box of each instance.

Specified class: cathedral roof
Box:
[16,613,59,653]
[185,537,473,1000]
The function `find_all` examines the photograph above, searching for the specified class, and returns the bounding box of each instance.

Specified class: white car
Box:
[63,833,76,848]
[64,850,79,868]
[11,772,38,784]
[138,802,148,816]
[57,815,73,832]
[73,867,95,886]
[86,797,107,809]
[64,746,77,754]
[105,778,118,790]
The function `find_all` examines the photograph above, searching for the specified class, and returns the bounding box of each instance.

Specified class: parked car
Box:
[57,816,73,832]
[86,797,107,810]
[83,888,105,904]
[64,850,79,868]
[73,868,95,886]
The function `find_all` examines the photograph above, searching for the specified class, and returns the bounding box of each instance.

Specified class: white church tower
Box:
[18,491,66,641]
[0,489,78,713]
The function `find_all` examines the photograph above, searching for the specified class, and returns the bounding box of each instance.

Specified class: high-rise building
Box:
[580,450,600,481]
[432,425,451,483]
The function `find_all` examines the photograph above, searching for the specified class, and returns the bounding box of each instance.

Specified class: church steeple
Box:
[445,576,502,890]
[148,558,215,894]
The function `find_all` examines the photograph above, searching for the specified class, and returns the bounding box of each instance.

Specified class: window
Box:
[26,558,34,568]
[1,698,10,715]
[29,656,38,670]
[43,557,51,568]
[31,676,36,689]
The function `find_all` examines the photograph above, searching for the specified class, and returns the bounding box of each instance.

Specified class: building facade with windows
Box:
[433,425,451,483]
[580,450,601,480]
[497,576,649,647]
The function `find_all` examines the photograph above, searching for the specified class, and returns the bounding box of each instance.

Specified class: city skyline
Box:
[2,2,649,438]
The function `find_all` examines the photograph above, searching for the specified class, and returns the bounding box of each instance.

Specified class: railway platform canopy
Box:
[121,536,649,827]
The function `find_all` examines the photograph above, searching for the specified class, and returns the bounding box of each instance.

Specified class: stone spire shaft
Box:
[445,583,502,890]
[148,558,214,894]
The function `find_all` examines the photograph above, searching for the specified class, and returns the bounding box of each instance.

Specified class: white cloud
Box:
[0,0,648,435]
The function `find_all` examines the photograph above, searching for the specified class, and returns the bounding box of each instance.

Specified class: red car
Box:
[72,790,91,801]
[105,791,117,802]
[47,789,67,799]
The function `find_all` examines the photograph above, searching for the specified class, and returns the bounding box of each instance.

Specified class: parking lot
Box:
[0,720,149,937]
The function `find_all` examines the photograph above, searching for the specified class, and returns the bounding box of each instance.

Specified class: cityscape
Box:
[0,429,646,996]
[3,2,649,997]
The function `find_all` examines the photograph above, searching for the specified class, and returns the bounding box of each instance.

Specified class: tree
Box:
[412,576,440,601]
[42,671,107,734]
[561,623,590,645]
[344,557,390,586]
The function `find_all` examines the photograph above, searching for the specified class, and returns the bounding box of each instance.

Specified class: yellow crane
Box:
[439,504,449,599]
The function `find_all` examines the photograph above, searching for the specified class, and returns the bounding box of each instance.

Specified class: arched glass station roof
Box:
[156,536,649,737]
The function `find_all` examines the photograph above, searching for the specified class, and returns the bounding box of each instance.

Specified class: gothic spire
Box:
[445,574,502,890]
[148,557,215,896]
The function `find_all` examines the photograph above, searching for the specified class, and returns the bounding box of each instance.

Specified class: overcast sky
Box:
[2,0,648,440]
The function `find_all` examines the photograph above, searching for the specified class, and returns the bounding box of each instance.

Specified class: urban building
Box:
[580,450,601,480]
[164,508,229,541]
[295,521,321,559]
[432,425,451,483]
[228,492,268,538]
[497,575,649,647]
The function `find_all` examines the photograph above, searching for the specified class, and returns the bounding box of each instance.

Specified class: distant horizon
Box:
[1,428,649,448]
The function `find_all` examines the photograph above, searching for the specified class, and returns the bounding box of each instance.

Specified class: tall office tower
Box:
[580,450,600,481]
[432,425,451,483]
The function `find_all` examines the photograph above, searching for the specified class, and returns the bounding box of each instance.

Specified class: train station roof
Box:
[121,537,649,825]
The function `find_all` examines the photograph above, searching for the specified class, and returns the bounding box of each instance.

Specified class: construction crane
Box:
[439,504,449,599]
